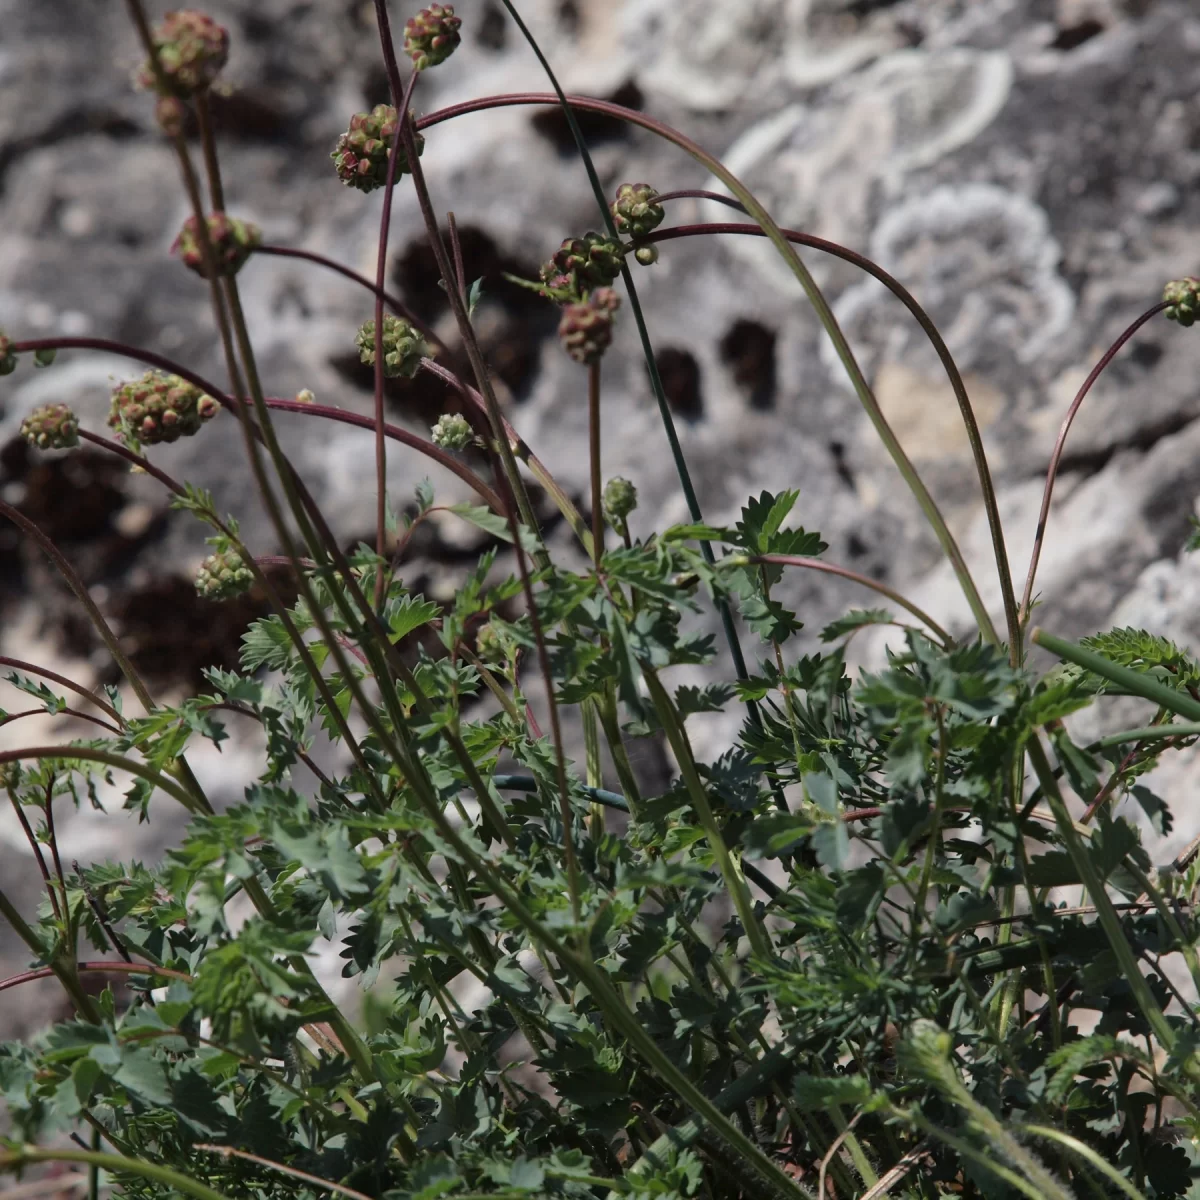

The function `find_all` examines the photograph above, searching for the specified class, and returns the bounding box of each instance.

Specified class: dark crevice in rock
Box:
[362,62,392,110]
[844,0,905,17]
[653,348,703,421]
[478,2,507,50]
[391,226,554,401]
[719,318,777,411]
[557,0,581,36]
[180,88,296,143]
[530,80,644,154]
[327,350,455,427]
[109,569,296,690]
[829,441,856,491]
[1054,409,1200,479]
[1129,341,1163,369]
[1051,19,1105,50]
[846,532,869,559]
[394,225,546,323]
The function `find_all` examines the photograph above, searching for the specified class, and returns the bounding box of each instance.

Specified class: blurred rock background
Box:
[1,0,1199,1025]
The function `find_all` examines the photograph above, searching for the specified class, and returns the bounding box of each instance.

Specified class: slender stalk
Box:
[647,205,1018,655]
[751,555,952,646]
[0,706,120,737]
[192,92,225,210]
[262,394,503,512]
[641,666,771,960]
[1025,733,1191,1075]
[588,360,604,572]
[0,961,192,994]
[372,68,422,610]
[421,358,592,551]
[418,91,998,645]
[447,211,468,303]
[13,336,230,412]
[0,746,202,813]
[0,500,156,715]
[195,1145,375,1200]
[0,657,124,726]
[255,243,440,347]
[0,1147,234,1200]
[1020,302,1170,622]
[6,784,62,921]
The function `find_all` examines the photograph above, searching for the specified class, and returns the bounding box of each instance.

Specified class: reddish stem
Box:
[10,337,500,512]
[1019,301,1171,621]
[78,429,184,496]
[5,781,62,922]
[373,68,422,610]
[255,243,440,349]
[0,705,121,736]
[0,960,192,994]
[262,396,502,512]
[752,555,952,646]
[0,657,123,726]
[13,337,232,412]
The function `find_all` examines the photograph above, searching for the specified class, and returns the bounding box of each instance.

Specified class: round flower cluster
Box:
[173,212,261,279]
[135,10,229,97]
[1164,277,1200,328]
[0,331,15,377]
[332,105,424,193]
[21,404,79,451]
[540,233,625,297]
[195,549,254,601]
[558,288,621,365]
[108,370,219,445]
[611,182,665,239]
[356,315,429,379]
[602,476,638,534]
[404,5,462,71]
[431,412,473,450]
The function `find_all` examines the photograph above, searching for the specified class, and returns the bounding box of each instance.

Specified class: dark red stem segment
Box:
[263,397,503,512]
[0,960,192,994]
[372,67,422,610]
[752,555,952,646]
[0,656,123,725]
[255,244,440,350]
[1019,301,1171,620]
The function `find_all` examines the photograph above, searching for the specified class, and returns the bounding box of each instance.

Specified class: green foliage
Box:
[2,6,1199,1200]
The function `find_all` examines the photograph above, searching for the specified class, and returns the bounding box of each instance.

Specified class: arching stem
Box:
[1019,301,1170,623]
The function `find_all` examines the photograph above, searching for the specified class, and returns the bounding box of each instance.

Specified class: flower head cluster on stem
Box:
[108,370,219,446]
[332,105,424,193]
[135,10,229,97]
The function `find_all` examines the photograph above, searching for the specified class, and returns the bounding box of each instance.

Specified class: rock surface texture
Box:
[1,0,1199,1018]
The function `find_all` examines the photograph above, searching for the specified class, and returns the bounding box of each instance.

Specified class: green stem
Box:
[751,555,953,646]
[0,887,98,1023]
[420,92,998,646]
[1025,734,1194,1076]
[1019,1125,1149,1200]
[0,745,201,813]
[641,667,771,960]
[0,1146,234,1200]
[1033,628,1200,720]
[589,360,604,572]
